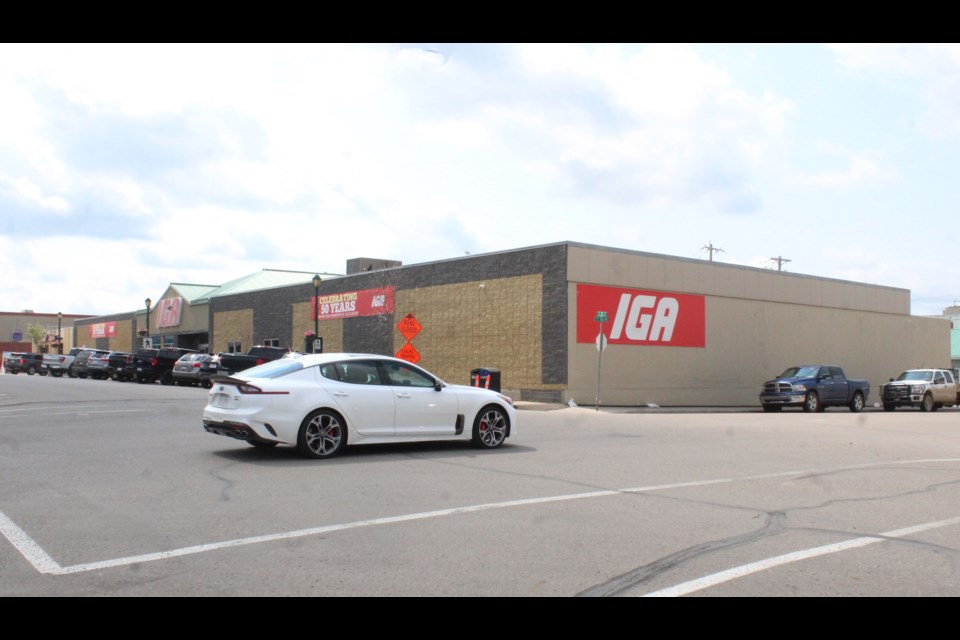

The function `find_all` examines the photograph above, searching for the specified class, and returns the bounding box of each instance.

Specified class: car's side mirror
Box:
[434,380,443,391]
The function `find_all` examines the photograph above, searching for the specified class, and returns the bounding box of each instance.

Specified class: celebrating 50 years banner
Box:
[312,286,395,320]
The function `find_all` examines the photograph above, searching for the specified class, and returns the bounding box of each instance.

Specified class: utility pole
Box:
[702,242,724,262]
[770,256,791,271]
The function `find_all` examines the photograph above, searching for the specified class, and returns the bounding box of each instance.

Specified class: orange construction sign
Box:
[397,313,422,342]
[395,342,421,364]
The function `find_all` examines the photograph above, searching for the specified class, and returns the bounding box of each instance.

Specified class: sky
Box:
[1,43,958,318]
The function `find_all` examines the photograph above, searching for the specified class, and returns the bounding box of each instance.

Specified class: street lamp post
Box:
[311,275,322,353]
[57,312,62,354]
[145,298,152,347]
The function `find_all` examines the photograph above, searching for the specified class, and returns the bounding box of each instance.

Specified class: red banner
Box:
[576,284,705,348]
[312,286,395,321]
[89,322,118,339]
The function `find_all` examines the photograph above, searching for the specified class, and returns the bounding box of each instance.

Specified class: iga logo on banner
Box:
[576,284,705,348]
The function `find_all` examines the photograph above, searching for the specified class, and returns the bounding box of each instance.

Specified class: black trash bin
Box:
[470,367,501,392]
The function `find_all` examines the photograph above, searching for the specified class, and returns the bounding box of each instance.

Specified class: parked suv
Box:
[128,347,198,385]
[880,368,959,412]
[5,353,46,375]
[172,353,208,387]
[72,349,111,379]
[106,352,135,381]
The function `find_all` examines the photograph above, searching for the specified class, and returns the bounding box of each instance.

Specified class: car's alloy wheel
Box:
[297,410,346,459]
[472,405,508,449]
[849,392,864,413]
[921,394,935,412]
[803,392,821,413]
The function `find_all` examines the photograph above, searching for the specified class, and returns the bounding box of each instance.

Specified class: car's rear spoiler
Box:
[210,375,247,386]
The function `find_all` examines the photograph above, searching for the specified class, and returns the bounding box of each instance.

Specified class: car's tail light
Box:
[255,358,265,366]
[151,358,159,366]
[235,383,288,395]
[193,362,201,368]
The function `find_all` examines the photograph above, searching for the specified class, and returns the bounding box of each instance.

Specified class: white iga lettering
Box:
[610,294,679,342]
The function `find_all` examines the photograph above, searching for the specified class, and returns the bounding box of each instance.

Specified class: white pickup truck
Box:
[880,368,960,412]
[42,347,83,377]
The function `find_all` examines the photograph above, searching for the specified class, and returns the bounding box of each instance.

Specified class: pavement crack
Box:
[576,511,787,597]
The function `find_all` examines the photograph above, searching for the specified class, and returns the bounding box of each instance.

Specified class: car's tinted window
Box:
[382,361,435,387]
[319,363,341,381]
[335,361,382,385]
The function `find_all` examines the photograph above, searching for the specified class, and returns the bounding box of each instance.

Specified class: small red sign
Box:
[397,313,422,342]
[395,342,421,364]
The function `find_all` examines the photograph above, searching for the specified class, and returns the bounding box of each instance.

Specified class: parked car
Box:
[2,353,22,372]
[127,347,198,384]
[5,353,46,375]
[880,369,959,412]
[217,346,292,375]
[84,352,113,380]
[72,349,111,379]
[43,347,83,377]
[106,352,135,381]
[759,365,870,413]
[172,353,208,387]
[203,353,517,459]
[197,353,223,387]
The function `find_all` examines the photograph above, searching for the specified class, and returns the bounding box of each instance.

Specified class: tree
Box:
[26,323,48,351]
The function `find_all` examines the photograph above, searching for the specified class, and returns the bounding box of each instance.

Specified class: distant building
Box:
[72,241,952,406]
[0,311,95,354]
[941,305,960,371]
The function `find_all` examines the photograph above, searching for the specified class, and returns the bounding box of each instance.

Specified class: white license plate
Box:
[137,367,143,373]
[211,393,231,408]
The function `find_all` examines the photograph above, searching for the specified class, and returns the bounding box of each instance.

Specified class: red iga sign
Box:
[313,286,395,321]
[156,297,183,328]
[88,321,118,339]
[576,284,705,348]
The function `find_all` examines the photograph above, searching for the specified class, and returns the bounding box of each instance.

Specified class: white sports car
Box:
[202,353,517,458]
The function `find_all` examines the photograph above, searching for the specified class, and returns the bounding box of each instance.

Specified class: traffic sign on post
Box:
[596,332,608,352]
[396,342,421,364]
[595,311,608,323]
[397,313,422,342]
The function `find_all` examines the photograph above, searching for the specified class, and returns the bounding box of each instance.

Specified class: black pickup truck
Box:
[126,347,198,385]
[217,346,291,375]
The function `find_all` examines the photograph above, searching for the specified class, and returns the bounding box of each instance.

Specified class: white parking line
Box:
[2,457,959,577]
[0,410,147,420]
[641,516,960,597]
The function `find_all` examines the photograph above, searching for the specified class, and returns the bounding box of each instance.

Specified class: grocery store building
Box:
[72,242,951,406]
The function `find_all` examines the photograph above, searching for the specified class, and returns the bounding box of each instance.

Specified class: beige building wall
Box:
[395,274,552,391]
[291,301,344,353]
[213,309,254,354]
[148,288,209,344]
[566,246,950,406]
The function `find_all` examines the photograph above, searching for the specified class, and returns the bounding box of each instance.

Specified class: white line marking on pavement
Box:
[0,410,147,420]
[641,515,960,597]
[2,457,960,576]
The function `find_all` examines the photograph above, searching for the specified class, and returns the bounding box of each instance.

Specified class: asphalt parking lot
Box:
[3,374,960,596]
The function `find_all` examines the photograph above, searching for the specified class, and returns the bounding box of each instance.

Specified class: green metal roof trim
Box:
[169,283,219,304]
[196,269,341,301]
